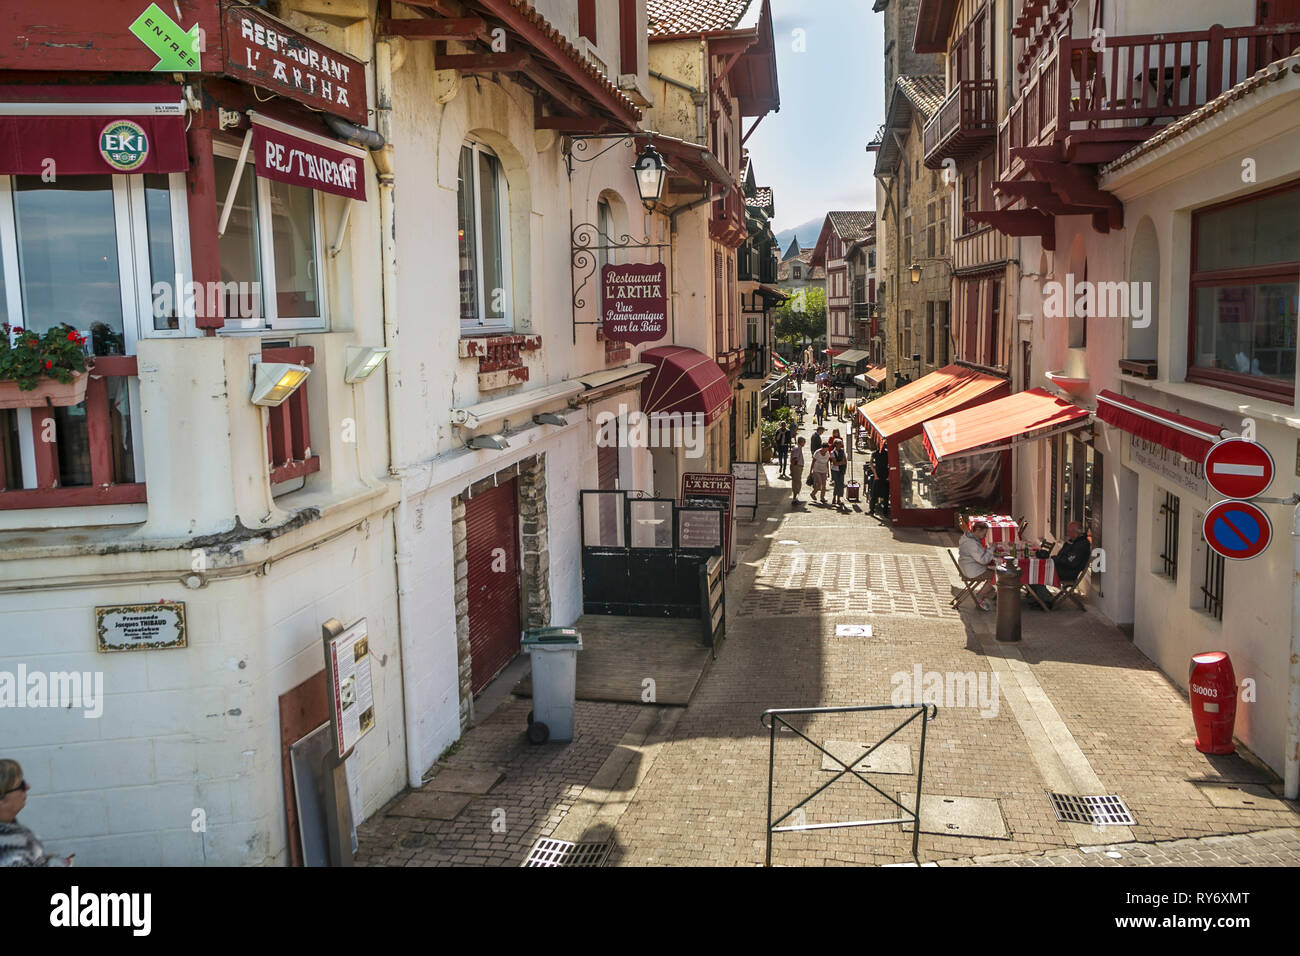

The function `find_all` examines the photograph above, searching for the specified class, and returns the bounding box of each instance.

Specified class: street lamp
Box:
[633,144,668,211]
[909,262,922,284]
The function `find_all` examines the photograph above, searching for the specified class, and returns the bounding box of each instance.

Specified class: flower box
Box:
[0,371,89,409]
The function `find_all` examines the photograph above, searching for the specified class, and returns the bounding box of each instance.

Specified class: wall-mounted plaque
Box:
[95,602,187,652]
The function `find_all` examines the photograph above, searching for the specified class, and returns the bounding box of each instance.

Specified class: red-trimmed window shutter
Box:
[619,0,638,74]
[579,0,597,43]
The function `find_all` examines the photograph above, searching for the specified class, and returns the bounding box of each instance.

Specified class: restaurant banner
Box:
[222,1,368,125]
[601,263,668,345]
[252,115,366,201]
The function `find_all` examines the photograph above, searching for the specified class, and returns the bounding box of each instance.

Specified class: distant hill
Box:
[773,216,824,253]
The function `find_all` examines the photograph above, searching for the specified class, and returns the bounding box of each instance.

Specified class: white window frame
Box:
[213,139,329,333]
[458,139,514,336]
[0,171,188,489]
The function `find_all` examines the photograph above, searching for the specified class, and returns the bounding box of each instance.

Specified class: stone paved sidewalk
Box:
[925,827,1300,866]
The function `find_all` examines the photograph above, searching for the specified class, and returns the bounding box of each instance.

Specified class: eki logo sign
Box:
[99,120,149,172]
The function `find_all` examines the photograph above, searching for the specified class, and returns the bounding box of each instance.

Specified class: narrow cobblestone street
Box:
[358,382,1300,867]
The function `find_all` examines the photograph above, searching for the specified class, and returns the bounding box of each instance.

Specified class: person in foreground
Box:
[0,759,73,867]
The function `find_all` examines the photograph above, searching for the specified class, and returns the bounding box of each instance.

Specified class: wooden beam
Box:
[534,115,609,132]
[521,62,591,116]
[434,52,532,71]
[377,17,485,39]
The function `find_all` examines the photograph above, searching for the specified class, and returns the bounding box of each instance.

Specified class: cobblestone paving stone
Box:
[928,827,1300,866]
[356,388,1300,867]
[355,697,643,867]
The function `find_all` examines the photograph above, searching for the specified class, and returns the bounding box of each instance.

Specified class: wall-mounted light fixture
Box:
[532,411,567,426]
[344,345,391,384]
[467,433,510,451]
[909,262,922,284]
[633,144,668,211]
[250,361,311,407]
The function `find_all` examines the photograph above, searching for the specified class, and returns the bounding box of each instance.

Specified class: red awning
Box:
[0,85,188,176]
[857,364,1008,448]
[862,365,887,385]
[641,346,732,426]
[922,388,1090,469]
[1096,389,1225,462]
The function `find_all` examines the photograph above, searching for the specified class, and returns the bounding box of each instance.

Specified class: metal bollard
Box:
[995,568,1022,643]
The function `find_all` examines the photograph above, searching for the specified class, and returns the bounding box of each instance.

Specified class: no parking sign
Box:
[1202,500,1272,561]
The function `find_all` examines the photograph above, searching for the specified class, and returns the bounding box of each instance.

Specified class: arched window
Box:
[457,141,512,332]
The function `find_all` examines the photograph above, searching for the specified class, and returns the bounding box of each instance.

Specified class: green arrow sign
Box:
[130,3,201,72]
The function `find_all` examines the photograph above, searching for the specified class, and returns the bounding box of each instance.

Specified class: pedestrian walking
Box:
[810,425,825,455]
[814,393,825,426]
[789,437,806,504]
[774,423,791,478]
[810,443,831,504]
[869,447,889,516]
[829,438,848,508]
[0,760,72,867]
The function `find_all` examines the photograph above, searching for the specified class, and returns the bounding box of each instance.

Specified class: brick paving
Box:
[358,384,1300,867]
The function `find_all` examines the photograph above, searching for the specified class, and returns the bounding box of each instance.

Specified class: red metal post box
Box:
[1189,651,1237,755]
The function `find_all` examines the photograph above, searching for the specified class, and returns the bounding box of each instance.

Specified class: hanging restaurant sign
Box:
[600,263,668,345]
[221,1,368,126]
[252,114,367,201]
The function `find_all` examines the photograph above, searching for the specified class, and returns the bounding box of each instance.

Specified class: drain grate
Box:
[522,837,612,867]
[1047,792,1136,826]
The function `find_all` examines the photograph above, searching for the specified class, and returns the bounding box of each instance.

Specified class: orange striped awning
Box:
[856,364,1007,449]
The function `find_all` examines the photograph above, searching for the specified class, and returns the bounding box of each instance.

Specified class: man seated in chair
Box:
[1054,521,1092,588]
[957,521,999,611]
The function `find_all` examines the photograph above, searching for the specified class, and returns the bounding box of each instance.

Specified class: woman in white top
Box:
[809,444,831,504]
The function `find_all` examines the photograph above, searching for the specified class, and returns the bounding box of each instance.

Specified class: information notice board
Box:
[682,472,735,567]
[731,462,758,515]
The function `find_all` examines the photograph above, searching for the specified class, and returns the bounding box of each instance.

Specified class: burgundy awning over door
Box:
[1096,389,1225,462]
[640,346,733,426]
[0,85,188,176]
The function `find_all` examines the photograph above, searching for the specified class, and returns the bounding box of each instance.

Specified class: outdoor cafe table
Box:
[1020,557,1061,588]
[963,513,1020,546]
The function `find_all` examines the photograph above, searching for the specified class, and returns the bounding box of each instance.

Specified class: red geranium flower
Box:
[67,330,79,341]
[44,360,53,369]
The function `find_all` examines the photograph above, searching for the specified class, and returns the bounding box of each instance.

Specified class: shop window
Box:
[458,141,513,334]
[1189,180,1300,400]
[214,149,325,330]
[0,171,187,500]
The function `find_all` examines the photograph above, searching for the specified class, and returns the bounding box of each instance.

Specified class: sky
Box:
[745,0,886,237]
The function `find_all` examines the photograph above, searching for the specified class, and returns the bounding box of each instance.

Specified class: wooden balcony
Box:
[923,79,998,170]
[0,356,146,510]
[986,22,1300,242]
[1001,23,1300,181]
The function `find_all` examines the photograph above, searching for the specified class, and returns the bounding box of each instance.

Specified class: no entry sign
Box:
[1204,437,1274,500]
[1202,500,1272,561]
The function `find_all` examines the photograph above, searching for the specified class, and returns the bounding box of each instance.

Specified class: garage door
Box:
[466,478,522,695]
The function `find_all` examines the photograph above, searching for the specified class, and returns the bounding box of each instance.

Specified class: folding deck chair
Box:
[1053,564,1092,611]
[946,548,986,609]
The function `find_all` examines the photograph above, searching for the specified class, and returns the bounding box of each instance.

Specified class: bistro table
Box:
[963,513,1020,547]
[1020,557,1061,611]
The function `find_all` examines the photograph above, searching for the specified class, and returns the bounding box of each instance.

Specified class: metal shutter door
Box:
[466,478,522,695]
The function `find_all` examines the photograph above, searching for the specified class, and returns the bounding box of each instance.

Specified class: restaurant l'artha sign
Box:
[601,263,668,345]
[221,3,368,125]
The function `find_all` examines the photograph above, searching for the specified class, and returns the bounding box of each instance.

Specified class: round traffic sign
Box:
[1202,499,1272,560]
[1204,437,1274,500]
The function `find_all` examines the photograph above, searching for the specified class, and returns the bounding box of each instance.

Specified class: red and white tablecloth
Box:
[964,514,1020,546]
[1020,557,1061,588]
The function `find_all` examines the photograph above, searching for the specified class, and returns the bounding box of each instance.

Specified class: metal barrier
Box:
[760,703,938,866]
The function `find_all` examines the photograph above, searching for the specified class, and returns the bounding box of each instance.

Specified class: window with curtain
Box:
[1189,179,1299,399]
[458,141,512,332]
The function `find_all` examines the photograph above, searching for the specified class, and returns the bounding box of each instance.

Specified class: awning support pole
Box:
[329,199,354,258]
[217,127,254,238]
